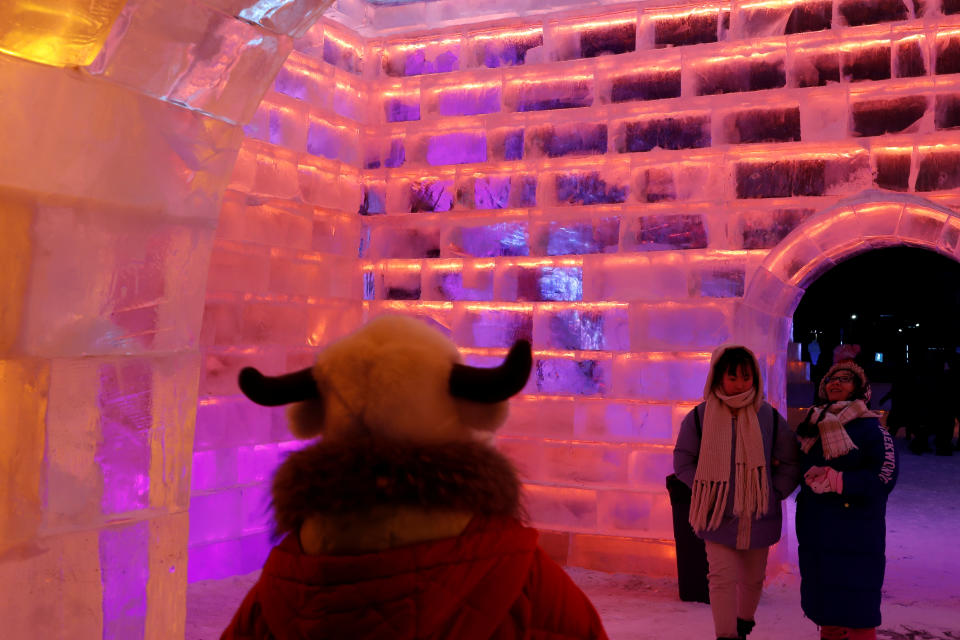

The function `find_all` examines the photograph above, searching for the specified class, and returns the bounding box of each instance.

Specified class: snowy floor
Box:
[186,439,960,639]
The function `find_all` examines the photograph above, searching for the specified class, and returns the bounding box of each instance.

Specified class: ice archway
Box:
[738,190,960,410]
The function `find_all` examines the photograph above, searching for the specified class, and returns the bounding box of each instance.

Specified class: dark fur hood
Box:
[271,437,525,539]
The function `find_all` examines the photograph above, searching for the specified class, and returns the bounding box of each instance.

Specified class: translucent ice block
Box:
[189,488,243,545]
[0,0,127,67]
[464,26,543,68]
[381,37,461,77]
[100,521,149,638]
[89,0,293,125]
[526,122,608,159]
[506,75,594,112]
[0,55,243,216]
[740,208,815,249]
[427,81,502,116]
[275,51,333,105]
[501,396,576,438]
[543,442,629,485]
[569,532,676,576]
[448,222,530,257]
[842,40,891,82]
[426,131,487,165]
[368,224,441,259]
[577,401,674,443]
[0,528,104,637]
[626,214,708,252]
[612,354,710,402]
[533,306,629,351]
[534,357,610,395]
[229,142,300,200]
[0,359,48,548]
[535,217,620,256]
[597,490,672,538]
[616,115,710,153]
[207,0,335,37]
[631,302,733,351]
[452,307,532,348]
[522,484,598,530]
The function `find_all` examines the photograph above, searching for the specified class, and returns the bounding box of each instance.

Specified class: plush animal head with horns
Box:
[238,315,532,443]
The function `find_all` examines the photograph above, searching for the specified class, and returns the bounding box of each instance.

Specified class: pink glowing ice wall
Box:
[190,0,960,588]
[0,0,332,637]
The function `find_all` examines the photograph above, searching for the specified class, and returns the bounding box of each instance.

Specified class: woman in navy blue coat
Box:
[795,355,898,640]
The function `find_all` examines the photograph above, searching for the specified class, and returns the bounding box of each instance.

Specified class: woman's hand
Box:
[804,466,843,494]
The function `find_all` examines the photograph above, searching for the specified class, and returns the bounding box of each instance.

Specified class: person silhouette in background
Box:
[674,345,800,640]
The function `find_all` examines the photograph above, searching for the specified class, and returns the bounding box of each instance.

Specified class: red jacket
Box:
[221,516,608,640]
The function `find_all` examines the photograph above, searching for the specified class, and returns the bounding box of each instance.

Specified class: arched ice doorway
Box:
[734,189,960,577]
[736,189,960,411]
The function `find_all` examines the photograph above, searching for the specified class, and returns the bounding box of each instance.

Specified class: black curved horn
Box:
[238,367,319,406]
[449,340,533,403]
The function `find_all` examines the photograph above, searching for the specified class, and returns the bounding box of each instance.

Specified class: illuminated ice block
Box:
[218,192,314,250]
[523,484,598,530]
[230,142,301,200]
[0,56,242,216]
[449,222,529,257]
[452,308,532,348]
[381,38,461,77]
[534,357,610,396]
[0,528,104,637]
[569,533,676,576]
[597,490,672,538]
[534,217,619,256]
[501,396,576,438]
[243,95,309,151]
[626,449,675,491]
[613,355,710,402]
[577,402,674,443]
[206,0,334,37]
[631,303,733,351]
[542,442,629,485]
[89,0,293,124]
[16,202,213,357]
[275,51,334,106]
[0,0,127,67]
[533,307,628,351]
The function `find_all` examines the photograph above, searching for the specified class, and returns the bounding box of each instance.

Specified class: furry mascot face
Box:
[238,315,532,443]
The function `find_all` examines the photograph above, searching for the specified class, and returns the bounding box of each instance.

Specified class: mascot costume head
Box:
[237,314,533,552]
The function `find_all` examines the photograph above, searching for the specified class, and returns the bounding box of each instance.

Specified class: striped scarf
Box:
[689,388,769,550]
[798,400,874,459]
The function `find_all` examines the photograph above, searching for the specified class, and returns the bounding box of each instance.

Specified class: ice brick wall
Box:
[190,19,367,581]
[332,0,960,575]
[0,0,331,636]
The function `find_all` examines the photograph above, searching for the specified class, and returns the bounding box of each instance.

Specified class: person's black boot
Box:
[737,618,756,639]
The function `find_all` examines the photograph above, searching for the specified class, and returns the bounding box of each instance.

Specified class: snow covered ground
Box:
[186,438,960,639]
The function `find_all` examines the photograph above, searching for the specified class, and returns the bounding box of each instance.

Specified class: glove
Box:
[804,466,843,494]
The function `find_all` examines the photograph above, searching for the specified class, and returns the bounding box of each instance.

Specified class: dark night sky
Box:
[792,246,960,382]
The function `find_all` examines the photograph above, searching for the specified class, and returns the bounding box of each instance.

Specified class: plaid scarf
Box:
[689,388,769,550]
[799,400,874,459]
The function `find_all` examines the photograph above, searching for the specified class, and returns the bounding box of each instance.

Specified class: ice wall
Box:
[0,0,331,637]
[214,0,960,577]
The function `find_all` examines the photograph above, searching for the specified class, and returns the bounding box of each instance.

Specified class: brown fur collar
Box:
[271,438,524,539]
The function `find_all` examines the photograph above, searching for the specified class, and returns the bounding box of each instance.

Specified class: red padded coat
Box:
[221,516,608,640]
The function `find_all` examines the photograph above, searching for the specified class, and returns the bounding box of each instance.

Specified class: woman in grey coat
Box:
[673,345,801,640]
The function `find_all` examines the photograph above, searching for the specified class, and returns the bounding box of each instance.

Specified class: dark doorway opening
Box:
[787,245,960,451]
